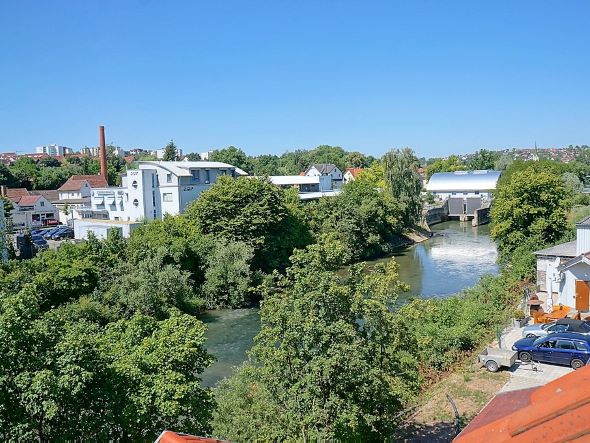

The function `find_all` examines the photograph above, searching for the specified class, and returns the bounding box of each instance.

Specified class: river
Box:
[200,221,498,387]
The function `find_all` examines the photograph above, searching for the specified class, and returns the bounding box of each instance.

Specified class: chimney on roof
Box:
[99,125,108,184]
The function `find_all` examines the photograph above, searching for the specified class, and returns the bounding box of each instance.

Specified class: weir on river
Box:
[200,221,499,387]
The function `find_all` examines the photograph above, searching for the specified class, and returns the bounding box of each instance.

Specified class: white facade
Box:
[58,181,92,201]
[10,196,59,230]
[305,164,343,181]
[35,144,71,156]
[80,161,246,226]
[74,219,140,240]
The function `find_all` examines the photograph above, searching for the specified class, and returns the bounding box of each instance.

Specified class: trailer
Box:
[479,347,517,372]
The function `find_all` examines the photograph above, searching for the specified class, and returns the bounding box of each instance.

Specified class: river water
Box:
[200,221,498,387]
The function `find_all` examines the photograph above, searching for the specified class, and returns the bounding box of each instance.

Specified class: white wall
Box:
[74,219,140,240]
[559,261,590,308]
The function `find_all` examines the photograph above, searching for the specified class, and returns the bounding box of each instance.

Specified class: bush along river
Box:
[200,220,499,387]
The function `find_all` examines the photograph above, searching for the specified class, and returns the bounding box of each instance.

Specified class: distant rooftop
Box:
[136,161,248,177]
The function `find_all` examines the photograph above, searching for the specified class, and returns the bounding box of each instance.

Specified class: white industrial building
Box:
[75,161,247,238]
[426,170,501,200]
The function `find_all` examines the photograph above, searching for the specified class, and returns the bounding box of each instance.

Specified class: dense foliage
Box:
[491,166,572,255]
[213,240,419,440]
[383,148,423,226]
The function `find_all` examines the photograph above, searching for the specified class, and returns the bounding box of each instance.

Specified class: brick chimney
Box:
[99,125,108,183]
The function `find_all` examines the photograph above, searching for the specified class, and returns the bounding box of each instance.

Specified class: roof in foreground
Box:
[455,365,590,442]
[533,241,576,257]
[426,170,501,192]
[155,430,229,443]
[136,161,248,176]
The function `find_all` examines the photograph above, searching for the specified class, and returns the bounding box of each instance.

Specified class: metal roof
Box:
[425,170,501,192]
[137,161,248,176]
[533,241,576,257]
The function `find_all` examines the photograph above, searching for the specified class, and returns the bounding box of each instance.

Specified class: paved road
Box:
[493,323,573,393]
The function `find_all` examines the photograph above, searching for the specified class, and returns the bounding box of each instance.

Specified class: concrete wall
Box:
[424,201,449,226]
[472,206,490,227]
[74,219,140,240]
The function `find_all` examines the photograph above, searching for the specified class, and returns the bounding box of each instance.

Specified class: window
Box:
[40,201,45,207]
[132,180,138,189]
[548,324,568,332]
[114,217,120,221]
[167,173,172,183]
[575,341,587,351]
[205,169,210,183]
[556,340,576,350]
[163,193,173,202]
[152,190,156,206]
[133,199,139,207]
[540,340,555,348]
[192,170,200,182]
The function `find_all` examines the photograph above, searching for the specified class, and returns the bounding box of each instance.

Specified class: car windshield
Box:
[541,322,556,331]
[533,336,546,346]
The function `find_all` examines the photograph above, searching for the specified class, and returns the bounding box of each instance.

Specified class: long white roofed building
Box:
[426,170,501,200]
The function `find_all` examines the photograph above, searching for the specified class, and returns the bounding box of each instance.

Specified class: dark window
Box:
[205,170,210,182]
[540,340,555,348]
[556,340,576,350]
[192,170,200,182]
[575,341,588,351]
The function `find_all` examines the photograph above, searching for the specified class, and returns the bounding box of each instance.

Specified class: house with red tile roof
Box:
[0,188,59,230]
[343,167,363,183]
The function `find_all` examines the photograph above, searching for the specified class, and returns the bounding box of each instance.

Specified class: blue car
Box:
[32,235,48,251]
[512,332,590,369]
[43,227,61,239]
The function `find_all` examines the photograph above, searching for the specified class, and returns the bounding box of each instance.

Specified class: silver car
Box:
[521,318,590,338]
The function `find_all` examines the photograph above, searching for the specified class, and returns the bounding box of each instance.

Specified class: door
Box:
[554,340,576,365]
[575,280,590,311]
[532,339,555,363]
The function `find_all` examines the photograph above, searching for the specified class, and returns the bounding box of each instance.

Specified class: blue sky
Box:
[1,1,589,158]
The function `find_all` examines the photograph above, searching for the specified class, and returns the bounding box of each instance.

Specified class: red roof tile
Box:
[157,431,229,443]
[345,167,363,177]
[71,174,108,188]
[15,195,41,206]
[5,188,30,199]
[455,365,590,442]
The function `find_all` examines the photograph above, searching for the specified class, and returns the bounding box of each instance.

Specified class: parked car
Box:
[521,318,590,338]
[512,332,590,369]
[32,235,48,251]
[43,227,61,239]
[51,227,74,240]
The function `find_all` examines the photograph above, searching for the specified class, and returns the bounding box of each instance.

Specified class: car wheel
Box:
[519,351,532,363]
[485,360,499,372]
[571,359,584,370]
[526,334,537,338]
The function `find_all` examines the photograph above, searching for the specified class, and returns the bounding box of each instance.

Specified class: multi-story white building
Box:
[305,164,344,190]
[35,144,72,157]
[80,161,247,225]
[154,148,184,160]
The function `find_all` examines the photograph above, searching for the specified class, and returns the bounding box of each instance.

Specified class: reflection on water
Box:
[201,221,498,387]
[380,221,498,302]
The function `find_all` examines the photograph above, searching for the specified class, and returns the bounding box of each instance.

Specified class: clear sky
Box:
[1,1,589,158]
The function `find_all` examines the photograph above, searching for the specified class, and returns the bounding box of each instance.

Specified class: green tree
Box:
[356,161,385,188]
[209,146,253,173]
[491,168,572,255]
[185,152,201,161]
[163,140,179,161]
[383,148,423,226]
[0,163,16,186]
[467,149,499,170]
[251,154,281,176]
[203,240,253,308]
[346,151,369,168]
[425,155,465,179]
[213,241,418,440]
[9,157,40,188]
[185,176,307,271]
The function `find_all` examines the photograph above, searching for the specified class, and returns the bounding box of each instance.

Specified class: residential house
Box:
[263,175,340,200]
[343,167,363,184]
[535,216,590,313]
[55,175,109,224]
[305,164,343,190]
[3,190,59,230]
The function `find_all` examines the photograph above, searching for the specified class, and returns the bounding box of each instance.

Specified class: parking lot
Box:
[495,323,574,393]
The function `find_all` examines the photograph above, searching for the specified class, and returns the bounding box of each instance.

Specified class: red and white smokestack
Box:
[99,125,108,183]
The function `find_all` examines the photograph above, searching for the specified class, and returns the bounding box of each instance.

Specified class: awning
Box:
[106,197,116,205]
[92,196,104,205]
